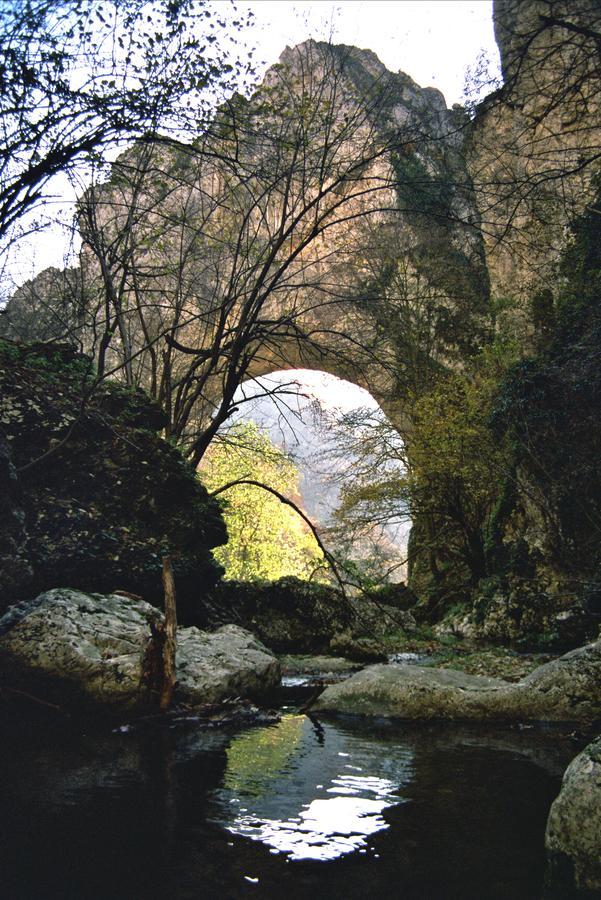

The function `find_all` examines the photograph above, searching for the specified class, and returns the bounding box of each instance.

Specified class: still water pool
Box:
[0,711,580,899]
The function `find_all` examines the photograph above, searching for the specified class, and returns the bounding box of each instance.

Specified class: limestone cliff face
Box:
[468,0,601,322]
[2,39,490,433]
[4,12,600,380]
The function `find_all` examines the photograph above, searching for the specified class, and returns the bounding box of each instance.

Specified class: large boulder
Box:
[545,736,601,895]
[314,639,601,723]
[207,577,354,653]
[207,578,416,655]
[176,624,281,706]
[0,589,280,713]
[0,341,226,622]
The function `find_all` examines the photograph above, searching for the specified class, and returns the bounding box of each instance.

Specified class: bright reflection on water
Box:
[210,714,413,861]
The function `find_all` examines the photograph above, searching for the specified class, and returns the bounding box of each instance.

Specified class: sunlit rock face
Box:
[4,3,601,393]
[248,40,490,405]
[2,40,489,433]
[5,4,600,417]
[468,0,601,325]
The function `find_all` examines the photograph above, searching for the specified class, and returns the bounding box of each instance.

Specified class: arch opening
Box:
[201,368,411,587]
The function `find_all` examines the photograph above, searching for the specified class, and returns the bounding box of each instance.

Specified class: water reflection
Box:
[0,711,580,898]
[211,714,413,861]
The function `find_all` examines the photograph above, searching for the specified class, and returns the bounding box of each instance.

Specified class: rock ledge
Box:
[314,639,601,723]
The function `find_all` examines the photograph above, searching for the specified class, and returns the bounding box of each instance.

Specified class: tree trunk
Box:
[159,556,177,712]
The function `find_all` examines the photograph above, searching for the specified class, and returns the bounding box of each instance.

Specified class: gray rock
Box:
[545,737,601,894]
[0,588,280,712]
[314,639,601,723]
[314,663,509,720]
[176,624,281,706]
[328,632,388,663]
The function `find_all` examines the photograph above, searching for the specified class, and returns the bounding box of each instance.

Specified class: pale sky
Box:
[5,1,498,289]
[228,1,498,107]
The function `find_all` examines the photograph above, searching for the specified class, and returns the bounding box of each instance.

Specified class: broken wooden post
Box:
[159,555,177,712]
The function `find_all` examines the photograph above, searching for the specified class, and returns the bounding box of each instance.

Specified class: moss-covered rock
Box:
[207,577,418,655]
[207,576,354,653]
[0,341,226,620]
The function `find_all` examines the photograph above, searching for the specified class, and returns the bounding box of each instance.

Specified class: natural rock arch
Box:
[5,2,597,448]
[2,38,491,448]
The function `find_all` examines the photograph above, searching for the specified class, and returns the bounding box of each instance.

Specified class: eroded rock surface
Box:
[545,736,601,894]
[0,589,280,713]
[314,639,601,723]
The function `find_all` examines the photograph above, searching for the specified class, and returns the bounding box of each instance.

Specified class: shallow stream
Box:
[0,691,582,900]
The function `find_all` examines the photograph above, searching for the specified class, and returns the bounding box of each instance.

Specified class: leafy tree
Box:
[320,339,518,602]
[310,403,410,587]
[405,347,514,591]
[200,421,324,581]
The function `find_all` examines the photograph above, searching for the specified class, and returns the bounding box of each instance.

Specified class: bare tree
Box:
[74,40,456,465]
[0,0,254,271]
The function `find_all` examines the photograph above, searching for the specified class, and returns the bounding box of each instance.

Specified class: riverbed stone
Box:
[314,639,601,723]
[0,588,280,712]
[176,624,281,706]
[545,736,601,894]
[279,655,364,676]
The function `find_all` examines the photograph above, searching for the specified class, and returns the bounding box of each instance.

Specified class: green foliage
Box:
[201,422,324,582]
[392,152,454,220]
[406,341,516,588]
[0,339,19,363]
[0,340,91,379]
[362,581,417,610]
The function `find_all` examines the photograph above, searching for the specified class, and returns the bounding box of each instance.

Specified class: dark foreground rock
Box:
[314,639,601,723]
[0,341,225,621]
[0,589,280,713]
[545,736,601,895]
